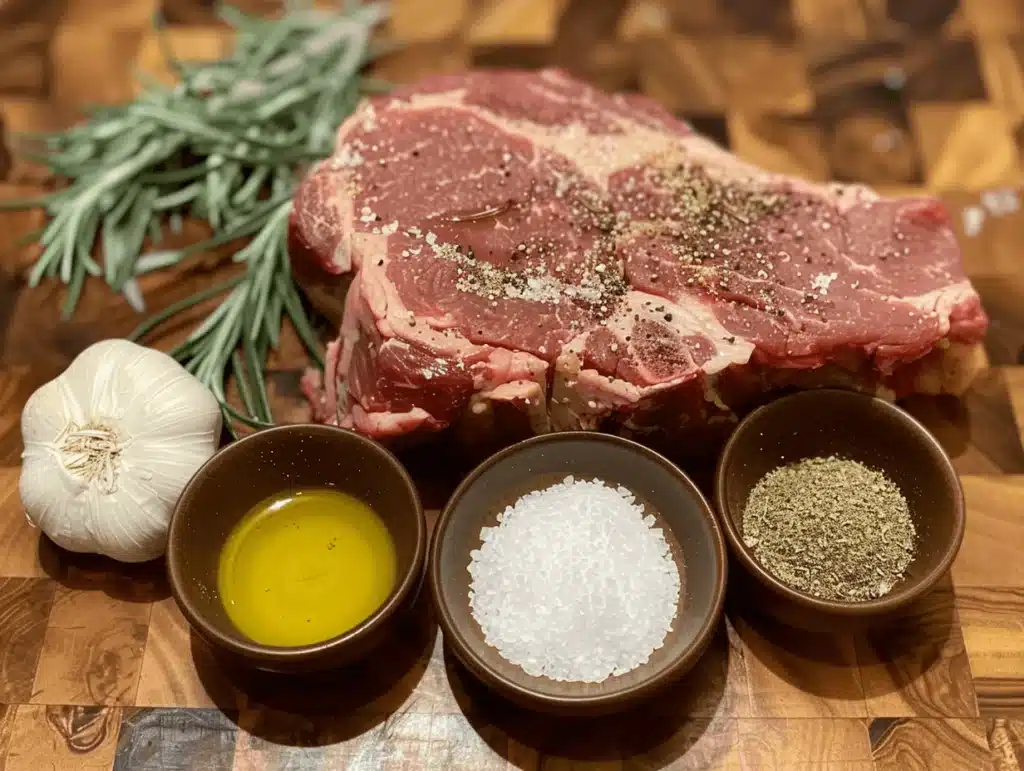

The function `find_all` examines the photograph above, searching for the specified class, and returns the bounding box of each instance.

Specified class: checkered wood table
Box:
[1,0,1023,768]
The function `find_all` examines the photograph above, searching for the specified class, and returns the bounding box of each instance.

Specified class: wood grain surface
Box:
[1,0,1023,768]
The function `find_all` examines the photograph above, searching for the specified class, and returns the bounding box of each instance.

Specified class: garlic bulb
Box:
[19,339,222,562]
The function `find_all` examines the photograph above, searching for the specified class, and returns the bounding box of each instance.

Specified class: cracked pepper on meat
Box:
[288,69,988,446]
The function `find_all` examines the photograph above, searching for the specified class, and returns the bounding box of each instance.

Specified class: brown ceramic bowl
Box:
[715,389,965,630]
[167,424,426,673]
[430,432,728,716]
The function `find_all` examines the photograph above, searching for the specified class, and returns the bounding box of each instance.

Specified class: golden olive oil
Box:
[218,488,397,647]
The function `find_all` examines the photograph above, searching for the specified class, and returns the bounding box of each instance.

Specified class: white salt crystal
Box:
[962,205,985,237]
[981,188,1019,217]
[467,477,682,683]
[335,144,364,169]
[811,272,838,296]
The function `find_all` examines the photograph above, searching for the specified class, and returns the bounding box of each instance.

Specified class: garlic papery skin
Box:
[19,339,222,563]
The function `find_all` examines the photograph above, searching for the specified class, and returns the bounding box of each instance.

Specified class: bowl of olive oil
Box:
[167,424,425,672]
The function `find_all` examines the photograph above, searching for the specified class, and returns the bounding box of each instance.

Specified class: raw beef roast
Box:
[289,69,988,448]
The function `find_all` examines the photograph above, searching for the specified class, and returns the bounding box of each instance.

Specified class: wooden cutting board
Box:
[0,1,1022,768]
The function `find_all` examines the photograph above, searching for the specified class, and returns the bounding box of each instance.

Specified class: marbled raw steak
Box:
[289,69,988,449]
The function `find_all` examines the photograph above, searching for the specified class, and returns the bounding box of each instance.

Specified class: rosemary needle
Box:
[10,2,390,431]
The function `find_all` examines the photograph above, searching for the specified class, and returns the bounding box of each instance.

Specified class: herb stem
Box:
[11,2,386,431]
[128,275,245,343]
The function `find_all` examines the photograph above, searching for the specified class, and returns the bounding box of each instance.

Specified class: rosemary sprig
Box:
[9,2,391,433]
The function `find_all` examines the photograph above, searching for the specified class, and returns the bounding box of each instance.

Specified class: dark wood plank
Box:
[808,40,924,185]
[884,0,965,35]
[988,718,1024,771]
[2,705,120,771]
[869,717,994,770]
[902,39,988,102]
[678,113,732,149]
[664,0,797,36]
[159,0,279,25]
[0,578,55,703]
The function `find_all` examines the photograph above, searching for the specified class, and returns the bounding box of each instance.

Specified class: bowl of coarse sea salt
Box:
[429,432,728,715]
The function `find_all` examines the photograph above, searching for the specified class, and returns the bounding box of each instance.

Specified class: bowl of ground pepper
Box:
[714,389,964,630]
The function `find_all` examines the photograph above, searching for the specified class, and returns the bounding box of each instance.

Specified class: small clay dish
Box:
[167,424,426,673]
[430,432,727,716]
[715,389,964,630]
